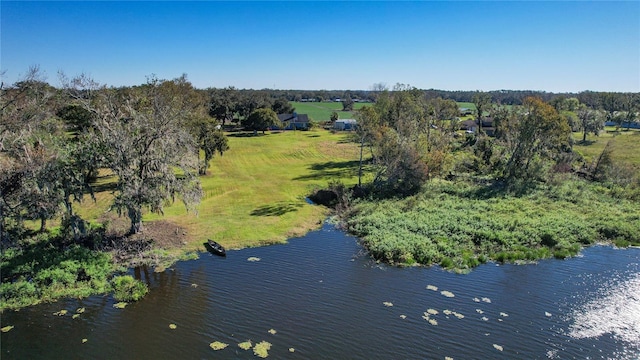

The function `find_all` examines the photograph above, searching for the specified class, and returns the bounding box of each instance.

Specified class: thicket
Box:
[347,179,639,271]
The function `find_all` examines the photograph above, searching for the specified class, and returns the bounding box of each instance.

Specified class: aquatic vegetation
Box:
[441,290,455,298]
[493,344,504,351]
[169,324,177,329]
[268,328,277,335]
[111,275,148,301]
[383,301,393,307]
[253,341,272,358]
[428,318,438,326]
[348,179,640,269]
[247,257,261,262]
[210,341,228,350]
[427,309,439,315]
[1,325,14,333]
[76,307,85,313]
[53,309,68,316]
[238,341,253,350]
[453,312,465,319]
[482,297,492,303]
[426,285,438,291]
[113,302,128,309]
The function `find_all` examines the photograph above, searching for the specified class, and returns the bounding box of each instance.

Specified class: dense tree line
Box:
[351,85,638,197]
[1,69,229,243]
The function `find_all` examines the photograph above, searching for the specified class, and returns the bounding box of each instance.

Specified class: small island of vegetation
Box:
[1,69,639,310]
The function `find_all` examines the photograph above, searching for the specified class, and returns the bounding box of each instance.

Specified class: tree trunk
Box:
[582,130,587,143]
[128,206,143,234]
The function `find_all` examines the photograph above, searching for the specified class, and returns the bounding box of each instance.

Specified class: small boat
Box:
[206,239,226,257]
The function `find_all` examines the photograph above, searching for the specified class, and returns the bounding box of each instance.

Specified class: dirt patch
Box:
[132,221,188,250]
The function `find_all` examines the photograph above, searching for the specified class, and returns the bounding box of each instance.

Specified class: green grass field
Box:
[76,130,362,251]
[290,101,369,122]
[572,128,640,170]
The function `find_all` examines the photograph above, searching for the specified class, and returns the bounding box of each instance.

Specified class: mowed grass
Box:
[77,130,362,251]
[572,128,640,170]
[291,101,368,122]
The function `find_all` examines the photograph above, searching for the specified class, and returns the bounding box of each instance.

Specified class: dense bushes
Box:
[347,179,640,270]
[0,235,149,310]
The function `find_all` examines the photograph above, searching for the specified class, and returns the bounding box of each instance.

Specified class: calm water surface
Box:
[2,223,639,359]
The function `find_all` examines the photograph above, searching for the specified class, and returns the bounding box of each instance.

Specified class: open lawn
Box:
[572,128,640,171]
[76,130,362,251]
[290,101,368,122]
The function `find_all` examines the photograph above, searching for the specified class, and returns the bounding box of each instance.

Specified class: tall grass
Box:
[347,179,640,270]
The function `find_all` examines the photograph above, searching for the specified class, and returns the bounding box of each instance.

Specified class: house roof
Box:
[278,113,309,123]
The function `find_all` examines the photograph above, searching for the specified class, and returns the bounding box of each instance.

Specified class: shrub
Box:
[111,275,148,301]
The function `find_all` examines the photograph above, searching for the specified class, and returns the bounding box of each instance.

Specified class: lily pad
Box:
[113,302,128,309]
[1,326,14,333]
[268,328,277,335]
[253,341,272,358]
[169,324,177,329]
[210,341,228,350]
[453,312,465,319]
[493,344,504,351]
[441,290,455,298]
[238,341,252,350]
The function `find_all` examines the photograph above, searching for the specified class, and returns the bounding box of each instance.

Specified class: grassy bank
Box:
[2,129,362,310]
[78,129,362,250]
[347,179,640,271]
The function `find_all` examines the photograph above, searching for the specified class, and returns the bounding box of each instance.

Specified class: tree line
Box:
[1,68,230,243]
[351,84,639,197]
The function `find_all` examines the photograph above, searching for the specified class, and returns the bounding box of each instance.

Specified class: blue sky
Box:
[2,1,639,92]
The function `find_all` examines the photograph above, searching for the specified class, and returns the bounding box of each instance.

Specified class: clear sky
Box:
[2,1,639,92]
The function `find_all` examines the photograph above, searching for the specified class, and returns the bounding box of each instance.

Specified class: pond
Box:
[2,223,639,359]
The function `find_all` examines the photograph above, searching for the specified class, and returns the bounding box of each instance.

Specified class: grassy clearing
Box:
[79,129,362,251]
[290,101,368,122]
[572,128,640,171]
[347,179,640,271]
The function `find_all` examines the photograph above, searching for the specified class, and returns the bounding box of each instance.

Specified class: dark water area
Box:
[2,223,639,359]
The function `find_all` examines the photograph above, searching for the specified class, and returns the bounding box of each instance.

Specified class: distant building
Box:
[277,113,310,130]
[334,119,357,131]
